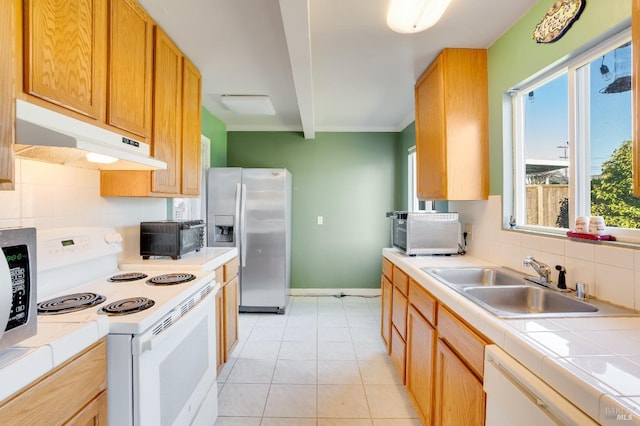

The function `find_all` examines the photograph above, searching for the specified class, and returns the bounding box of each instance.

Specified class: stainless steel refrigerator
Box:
[207,168,291,313]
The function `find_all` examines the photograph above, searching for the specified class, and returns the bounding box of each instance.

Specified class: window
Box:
[408,147,434,211]
[510,29,636,240]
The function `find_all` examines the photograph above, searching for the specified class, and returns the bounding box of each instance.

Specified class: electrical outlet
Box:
[317,216,324,225]
[464,223,473,241]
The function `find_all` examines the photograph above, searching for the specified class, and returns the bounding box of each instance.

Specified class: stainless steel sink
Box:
[462,286,597,315]
[426,267,527,286]
[422,266,640,318]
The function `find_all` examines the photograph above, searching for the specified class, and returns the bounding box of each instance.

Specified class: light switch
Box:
[317,216,324,225]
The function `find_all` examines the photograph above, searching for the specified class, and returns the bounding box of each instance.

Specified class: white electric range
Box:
[35,227,219,426]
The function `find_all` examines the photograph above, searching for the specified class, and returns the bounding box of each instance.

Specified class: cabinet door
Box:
[181,57,202,196]
[24,0,106,119]
[392,285,407,338]
[65,390,108,426]
[224,276,239,358]
[390,325,406,383]
[434,340,485,426]
[415,55,446,200]
[107,0,153,138]
[381,274,392,351]
[0,0,15,189]
[406,305,436,425]
[215,288,225,371]
[152,27,182,194]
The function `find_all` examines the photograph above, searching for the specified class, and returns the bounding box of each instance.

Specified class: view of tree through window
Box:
[519,38,635,231]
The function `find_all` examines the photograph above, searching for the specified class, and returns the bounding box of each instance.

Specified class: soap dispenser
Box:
[555,265,567,290]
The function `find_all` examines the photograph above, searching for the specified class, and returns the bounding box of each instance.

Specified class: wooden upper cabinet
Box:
[181,57,202,196]
[100,24,202,198]
[151,26,182,194]
[23,0,107,119]
[415,48,489,201]
[107,0,153,140]
[0,0,16,189]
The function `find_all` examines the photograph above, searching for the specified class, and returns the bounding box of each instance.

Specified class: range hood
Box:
[15,100,167,170]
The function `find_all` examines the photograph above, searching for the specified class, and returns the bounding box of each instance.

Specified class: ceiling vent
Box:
[220,95,276,115]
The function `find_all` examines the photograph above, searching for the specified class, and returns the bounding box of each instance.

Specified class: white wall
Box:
[451,196,640,311]
[0,159,167,258]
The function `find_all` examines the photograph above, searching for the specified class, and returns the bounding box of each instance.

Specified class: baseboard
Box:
[289,288,381,297]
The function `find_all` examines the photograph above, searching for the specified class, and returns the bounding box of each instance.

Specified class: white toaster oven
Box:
[388,212,461,255]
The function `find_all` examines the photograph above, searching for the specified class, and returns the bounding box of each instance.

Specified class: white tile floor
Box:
[215,295,421,426]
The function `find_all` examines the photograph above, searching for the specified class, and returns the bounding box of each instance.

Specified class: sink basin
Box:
[462,286,598,315]
[426,267,526,286]
[423,266,640,318]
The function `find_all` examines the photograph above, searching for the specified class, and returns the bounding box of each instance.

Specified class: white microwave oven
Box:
[387,211,462,255]
[0,227,37,350]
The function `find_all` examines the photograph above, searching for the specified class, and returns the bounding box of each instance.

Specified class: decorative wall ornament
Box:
[532,0,586,44]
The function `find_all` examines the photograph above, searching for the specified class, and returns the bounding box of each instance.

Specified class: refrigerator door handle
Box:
[240,183,248,267]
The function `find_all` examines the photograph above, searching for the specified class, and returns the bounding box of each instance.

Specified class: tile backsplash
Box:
[451,196,640,311]
[0,159,167,258]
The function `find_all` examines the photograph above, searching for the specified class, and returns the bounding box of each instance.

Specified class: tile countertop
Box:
[383,248,640,426]
[0,317,109,401]
[119,247,238,272]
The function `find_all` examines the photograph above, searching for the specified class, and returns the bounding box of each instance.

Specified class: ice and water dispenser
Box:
[212,215,235,244]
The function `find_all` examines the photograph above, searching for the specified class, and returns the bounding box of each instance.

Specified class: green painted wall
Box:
[228,131,396,289]
[201,107,228,166]
[488,0,631,194]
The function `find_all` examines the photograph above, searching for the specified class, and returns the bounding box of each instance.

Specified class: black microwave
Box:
[140,220,205,260]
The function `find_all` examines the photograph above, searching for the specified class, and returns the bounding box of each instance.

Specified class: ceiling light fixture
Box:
[220,95,276,115]
[386,0,452,34]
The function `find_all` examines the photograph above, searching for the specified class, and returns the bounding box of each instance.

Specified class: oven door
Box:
[132,294,217,426]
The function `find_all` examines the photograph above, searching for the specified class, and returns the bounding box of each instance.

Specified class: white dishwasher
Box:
[484,345,598,426]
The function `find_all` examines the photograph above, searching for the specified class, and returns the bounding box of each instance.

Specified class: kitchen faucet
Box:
[523,256,551,285]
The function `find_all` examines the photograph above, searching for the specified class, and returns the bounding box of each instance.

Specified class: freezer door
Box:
[207,168,242,247]
[241,169,290,310]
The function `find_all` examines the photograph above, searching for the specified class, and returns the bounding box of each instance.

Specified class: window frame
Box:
[507,27,638,241]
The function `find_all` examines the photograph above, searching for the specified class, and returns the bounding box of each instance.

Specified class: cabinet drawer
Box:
[409,279,436,326]
[382,257,393,280]
[438,306,487,378]
[392,266,409,295]
[224,257,239,282]
[392,286,408,338]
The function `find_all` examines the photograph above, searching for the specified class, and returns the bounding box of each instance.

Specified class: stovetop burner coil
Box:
[108,272,148,282]
[38,292,106,315]
[98,297,155,316]
[147,273,196,286]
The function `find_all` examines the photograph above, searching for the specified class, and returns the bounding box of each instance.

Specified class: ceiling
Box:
[138,0,538,139]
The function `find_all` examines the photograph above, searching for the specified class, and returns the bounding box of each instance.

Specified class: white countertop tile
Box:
[120,247,238,272]
[521,331,611,358]
[574,330,640,356]
[565,356,640,396]
[599,394,640,425]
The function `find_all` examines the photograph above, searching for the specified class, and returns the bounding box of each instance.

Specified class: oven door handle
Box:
[132,293,215,356]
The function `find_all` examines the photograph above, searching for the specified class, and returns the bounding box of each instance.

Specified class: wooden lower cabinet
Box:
[215,256,240,370]
[0,339,108,425]
[224,275,239,357]
[382,256,490,425]
[381,274,392,351]
[434,339,485,425]
[406,305,436,425]
[215,287,225,373]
